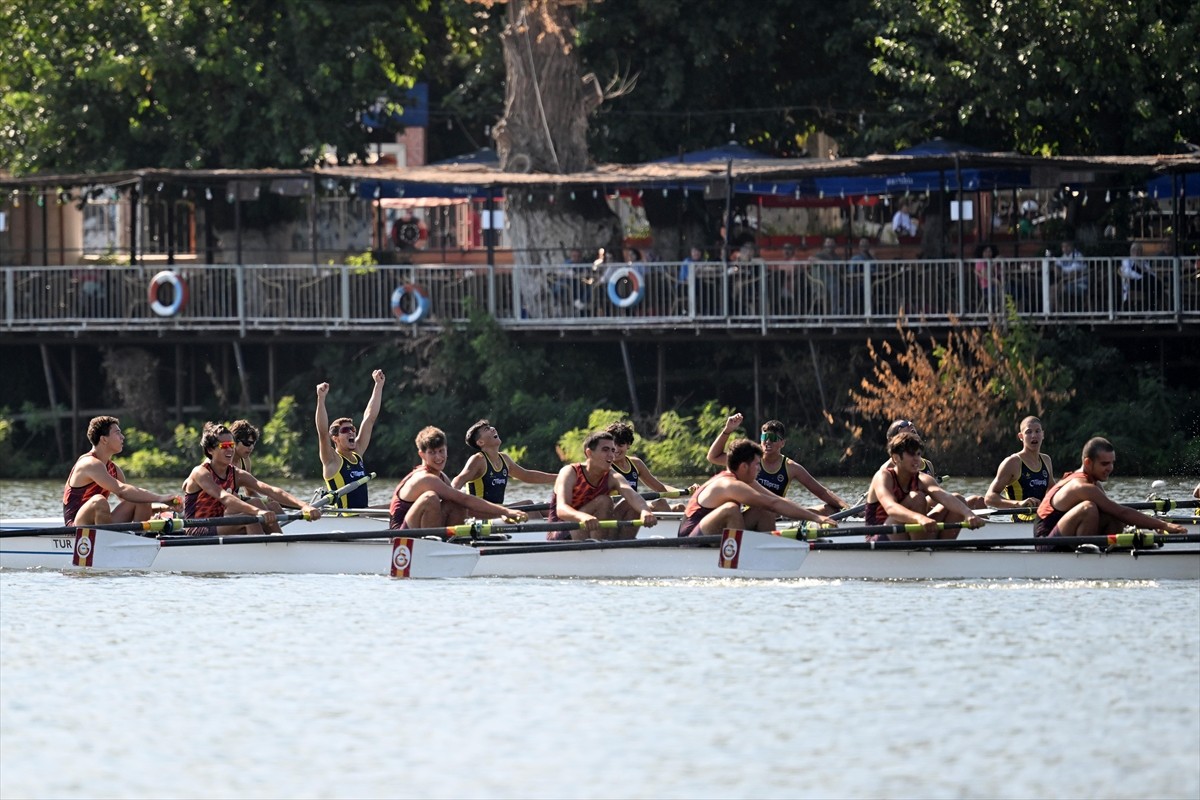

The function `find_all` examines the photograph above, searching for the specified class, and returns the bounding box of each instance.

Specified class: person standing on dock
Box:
[679,438,835,537]
[315,369,385,509]
[984,416,1054,511]
[62,416,181,526]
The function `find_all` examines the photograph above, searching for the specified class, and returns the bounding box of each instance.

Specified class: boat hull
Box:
[3,517,1196,580]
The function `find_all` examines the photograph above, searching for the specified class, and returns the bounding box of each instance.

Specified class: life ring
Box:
[606,266,643,309]
[390,284,429,324]
[148,270,188,317]
[393,219,428,250]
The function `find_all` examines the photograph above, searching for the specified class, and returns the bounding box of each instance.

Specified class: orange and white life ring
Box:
[148,270,188,317]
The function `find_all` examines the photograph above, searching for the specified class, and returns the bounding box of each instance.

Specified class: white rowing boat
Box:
[2,516,1196,581]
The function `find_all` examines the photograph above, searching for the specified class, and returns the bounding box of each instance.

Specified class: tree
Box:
[0,0,433,172]
[868,0,1200,155]
[472,0,624,263]
[848,313,1074,473]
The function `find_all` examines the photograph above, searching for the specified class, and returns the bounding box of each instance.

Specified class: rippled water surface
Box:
[3,477,1198,799]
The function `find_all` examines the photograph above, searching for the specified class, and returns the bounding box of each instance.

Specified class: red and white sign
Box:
[719,529,743,570]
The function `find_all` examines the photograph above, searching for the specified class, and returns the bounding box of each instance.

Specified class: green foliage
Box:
[1040,332,1199,475]
[256,396,310,477]
[868,0,1200,154]
[0,0,434,172]
[121,448,188,479]
[556,403,734,477]
[639,403,735,477]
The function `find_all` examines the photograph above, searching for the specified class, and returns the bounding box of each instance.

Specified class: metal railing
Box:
[3,258,1197,335]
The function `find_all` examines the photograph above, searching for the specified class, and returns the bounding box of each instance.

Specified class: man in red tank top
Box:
[547,431,659,541]
[389,426,530,530]
[62,416,180,525]
[1035,437,1186,540]
[181,423,320,536]
[864,431,985,540]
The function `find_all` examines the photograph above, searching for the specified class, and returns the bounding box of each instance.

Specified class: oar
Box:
[808,532,1200,551]
[777,521,969,540]
[519,489,689,514]
[313,471,376,508]
[1120,498,1198,512]
[0,505,329,539]
[829,502,867,521]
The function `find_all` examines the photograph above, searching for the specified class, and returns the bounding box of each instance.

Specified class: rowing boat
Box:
[2,515,1196,580]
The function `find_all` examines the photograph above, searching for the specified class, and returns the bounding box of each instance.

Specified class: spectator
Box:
[1118,241,1160,308]
[1052,240,1089,310]
[847,237,874,315]
[891,201,919,238]
[974,243,1000,314]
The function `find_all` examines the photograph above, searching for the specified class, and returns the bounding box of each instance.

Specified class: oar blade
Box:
[718,530,809,573]
[389,537,479,579]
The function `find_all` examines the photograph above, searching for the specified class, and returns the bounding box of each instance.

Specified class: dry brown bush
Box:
[849,316,1074,472]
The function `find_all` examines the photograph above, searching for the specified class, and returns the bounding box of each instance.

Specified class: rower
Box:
[1035,437,1186,546]
[390,426,530,530]
[62,415,181,526]
[605,421,697,517]
[230,419,284,517]
[680,438,835,537]
[707,412,848,530]
[546,430,658,541]
[451,419,556,510]
[315,369,385,509]
[863,430,985,540]
[880,419,986,510]
[984,416,1053,511]
[182,423,321,536]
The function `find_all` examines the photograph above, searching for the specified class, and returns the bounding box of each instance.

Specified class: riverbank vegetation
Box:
[2,317,1196,482]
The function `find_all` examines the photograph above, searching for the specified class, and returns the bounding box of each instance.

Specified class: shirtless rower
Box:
[864,430,985,540]
[389,426,529,530]
[680,438,835,537]
[451,419,556,507]
[1035,436,1186,544]
[606,421,698,517]
[315,369,385,509]
[707,413,847,529]
[984,416,1054,510]
[547,430,658,541]
[181,423,321,536]
[62,415,180,526]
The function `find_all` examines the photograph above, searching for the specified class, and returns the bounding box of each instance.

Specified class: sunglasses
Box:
[760,433,782,443]
[216,441,236,450]
[238,439,256,448]
[337,426,356,435]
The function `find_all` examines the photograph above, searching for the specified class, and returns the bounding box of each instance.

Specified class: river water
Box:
[2,476,1198,799]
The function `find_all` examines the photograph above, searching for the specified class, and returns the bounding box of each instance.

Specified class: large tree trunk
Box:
[493,0,621,304]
